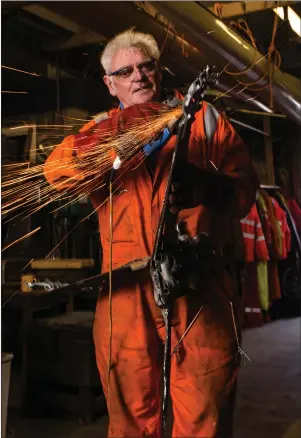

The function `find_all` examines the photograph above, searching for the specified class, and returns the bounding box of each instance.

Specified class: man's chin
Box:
[133,90,156,104]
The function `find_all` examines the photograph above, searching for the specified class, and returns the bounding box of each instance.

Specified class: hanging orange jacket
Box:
[240,204,268,327]
[240,203,270,263]
[257,192,272,248]
[44,99,258,438]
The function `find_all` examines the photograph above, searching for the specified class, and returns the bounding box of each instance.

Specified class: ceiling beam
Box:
[22,4,107,51]
[207,1,298,18]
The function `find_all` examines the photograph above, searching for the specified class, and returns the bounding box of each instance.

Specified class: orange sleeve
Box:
[215,115,259,218]
[43,135,86,191]
[44,111,120,192]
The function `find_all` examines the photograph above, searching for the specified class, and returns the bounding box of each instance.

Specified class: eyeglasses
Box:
[109,58,157,80]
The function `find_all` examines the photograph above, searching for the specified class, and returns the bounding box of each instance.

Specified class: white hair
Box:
[101,29,160,74]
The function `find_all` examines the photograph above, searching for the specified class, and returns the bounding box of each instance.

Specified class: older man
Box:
[44,29,258,437]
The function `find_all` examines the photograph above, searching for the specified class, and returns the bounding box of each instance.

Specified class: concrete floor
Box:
[6,317,301,438]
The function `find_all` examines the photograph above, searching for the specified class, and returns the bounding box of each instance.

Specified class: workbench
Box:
[2,286,74,412]
[1,258,99,417]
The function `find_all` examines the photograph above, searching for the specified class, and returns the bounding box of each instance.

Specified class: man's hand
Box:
[168,161,235,214]
[74,102,172,159]
[116,102,170,132]
[169,162,202,214]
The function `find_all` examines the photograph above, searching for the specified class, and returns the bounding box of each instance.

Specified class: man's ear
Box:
[104,75,117,97]
[156,64,163,89]
[157,63,163,82]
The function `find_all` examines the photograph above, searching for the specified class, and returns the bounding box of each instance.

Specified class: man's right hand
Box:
[74,102,172,158]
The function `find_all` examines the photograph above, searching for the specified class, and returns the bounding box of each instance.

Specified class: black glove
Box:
[168,161,235,213]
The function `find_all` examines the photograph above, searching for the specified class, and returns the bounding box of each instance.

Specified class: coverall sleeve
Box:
[215,114,259,218]
[43,135,86,191]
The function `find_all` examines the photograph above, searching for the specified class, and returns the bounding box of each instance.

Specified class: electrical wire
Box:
[107,175,114,413]
[218,6,282,106]
[160,21,171,56]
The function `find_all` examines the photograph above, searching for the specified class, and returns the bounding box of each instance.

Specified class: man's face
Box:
[103,47,161,108]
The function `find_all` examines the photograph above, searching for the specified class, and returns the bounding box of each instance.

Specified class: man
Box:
[44,29,258,437]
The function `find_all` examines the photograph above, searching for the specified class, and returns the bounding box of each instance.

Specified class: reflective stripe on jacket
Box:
[240,203,270,263]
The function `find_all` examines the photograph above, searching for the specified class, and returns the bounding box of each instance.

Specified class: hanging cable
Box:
[224,19,258,77]
[220,6,282,103]
[107,169,115,412]
[267,10,281,108]
[214,2,223,19]
[56,55,61,121]
[160,22,171,56]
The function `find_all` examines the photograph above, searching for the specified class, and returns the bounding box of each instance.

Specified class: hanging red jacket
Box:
[287,199,301,235]
[240,203,270,263]
[240,203,269,328]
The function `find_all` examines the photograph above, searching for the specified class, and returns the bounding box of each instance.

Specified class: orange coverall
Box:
[44,101,258,437]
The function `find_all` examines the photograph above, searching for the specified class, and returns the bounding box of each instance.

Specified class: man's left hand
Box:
[168,162,234,214]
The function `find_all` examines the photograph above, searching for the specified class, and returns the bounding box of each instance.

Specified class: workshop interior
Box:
[1,1,301,438]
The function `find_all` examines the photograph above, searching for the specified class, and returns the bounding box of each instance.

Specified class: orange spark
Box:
[2,227,41,252]
[2,91,28,94]
[2,65,40,76]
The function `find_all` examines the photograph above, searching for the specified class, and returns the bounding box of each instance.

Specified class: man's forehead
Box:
[111,47,149,68]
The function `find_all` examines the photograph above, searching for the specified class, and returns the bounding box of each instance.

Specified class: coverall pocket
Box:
[102,183,139,245]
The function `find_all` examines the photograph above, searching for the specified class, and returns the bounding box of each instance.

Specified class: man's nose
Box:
[132,66,145,81]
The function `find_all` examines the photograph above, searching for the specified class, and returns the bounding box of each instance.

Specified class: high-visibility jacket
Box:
[240,203,269,324]
[257,192,272,247]
[271,197,292,259]
[45,100,259,274]
[259,190,282,259]
[256,193,272,311]
[256,192,291,304]
[240,203,270,263]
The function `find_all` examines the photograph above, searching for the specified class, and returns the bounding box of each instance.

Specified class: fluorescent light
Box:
[215,20,250,50]
[273,6,301,38]
[274,7,284,20]
[288,6,301,38]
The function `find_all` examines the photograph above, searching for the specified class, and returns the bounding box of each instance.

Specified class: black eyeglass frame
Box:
[108,58,158,79]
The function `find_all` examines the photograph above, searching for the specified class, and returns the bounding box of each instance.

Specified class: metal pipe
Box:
[132,3,283,116]
[230,109,286,118]
[214,82,274,113]
[151,1,301,125]
[229,117,270,136]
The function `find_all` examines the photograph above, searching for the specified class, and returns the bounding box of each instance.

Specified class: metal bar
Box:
[229,117,270,136]
[233,109,286,118]
[263,117,275,185]
[161,306,172,438]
